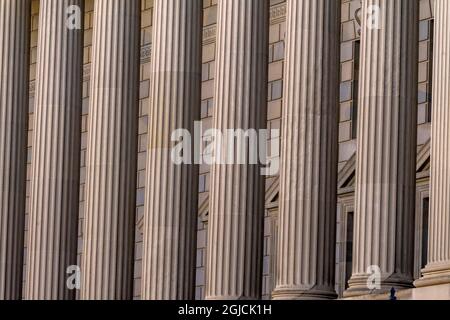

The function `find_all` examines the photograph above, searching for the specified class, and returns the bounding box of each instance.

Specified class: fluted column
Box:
[24,0,84,300]
[272,0,340,300]
[81,0,140,300]
[345,0,419,297]
[205,0,268,300]
[415,0,450,288]
[0,0,30,300]
[141,0,202,300]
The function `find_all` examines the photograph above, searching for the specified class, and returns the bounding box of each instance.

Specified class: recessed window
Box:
[421,198,430,269]
[351,41,360,139]
[345,212,354,289]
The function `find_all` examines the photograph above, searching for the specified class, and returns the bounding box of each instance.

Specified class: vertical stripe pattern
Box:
[81,0,140,300]
[416,0,450,287]
[205,0,269,300]
[273,0,340,300]
[25,0,84,300]
[347,0,419,296]
[0,0,30,300]
[141,0,202,300]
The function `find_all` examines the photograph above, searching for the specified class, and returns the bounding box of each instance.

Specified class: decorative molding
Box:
[417,139,431,173]
[201,3,286,46]
[337,140,432,196]
[414,183,430,279]
[29,44,153,97]
[202,25,216,45]
[265,177,279,206]
[29,81,35,97]
[270,3,286,25]
[83,64,90,81]
[28,3,287,97]
[198,195,209,222]
[140,43,152,63]
[137,215,145,234]
[338,153,356,194]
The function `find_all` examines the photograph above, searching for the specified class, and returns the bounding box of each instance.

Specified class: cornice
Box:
[201,3,286,46]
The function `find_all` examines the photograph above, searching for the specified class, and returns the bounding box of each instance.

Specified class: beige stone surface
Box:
[272,0,340,300]
[81,0,140,300]
[25,0,83,300]
[346,0,419,297]
[205,0,268,300]
[0,0,30,300]
[1,0,450,301]
[344,284,450,300]
[415,0,450,288]
[141,0,202,300]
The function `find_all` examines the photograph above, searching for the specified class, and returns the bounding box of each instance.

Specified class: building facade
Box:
[1,0,449,300]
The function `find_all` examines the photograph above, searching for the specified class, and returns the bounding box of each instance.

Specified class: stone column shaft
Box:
[346,0,419,297]
[272,0,340,300]
[0,0,30,300]
[415,0,450,288]
[81,0,140,300]
[25,0,84,300]
[205,0,268,300]
[141,0,202,300]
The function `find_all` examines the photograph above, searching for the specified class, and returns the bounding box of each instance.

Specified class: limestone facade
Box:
[0,0,447,300]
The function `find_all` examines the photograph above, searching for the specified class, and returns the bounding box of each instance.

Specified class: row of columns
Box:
[0,0,450,300]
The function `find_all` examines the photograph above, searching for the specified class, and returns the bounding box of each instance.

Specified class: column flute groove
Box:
[346,0,419,297]
[141,0,202,300]
[81,0,140,300]
[0,0,30,300]
[25,0,84,300]
[205,0,269,300]
[272,0,340,300]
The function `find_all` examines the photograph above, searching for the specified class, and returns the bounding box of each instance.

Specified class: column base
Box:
[272,287,337,300]
[344,274,414,298]
[414,262,450,288]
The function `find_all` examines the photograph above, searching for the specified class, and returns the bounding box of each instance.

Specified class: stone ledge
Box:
[342,284,450,300]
